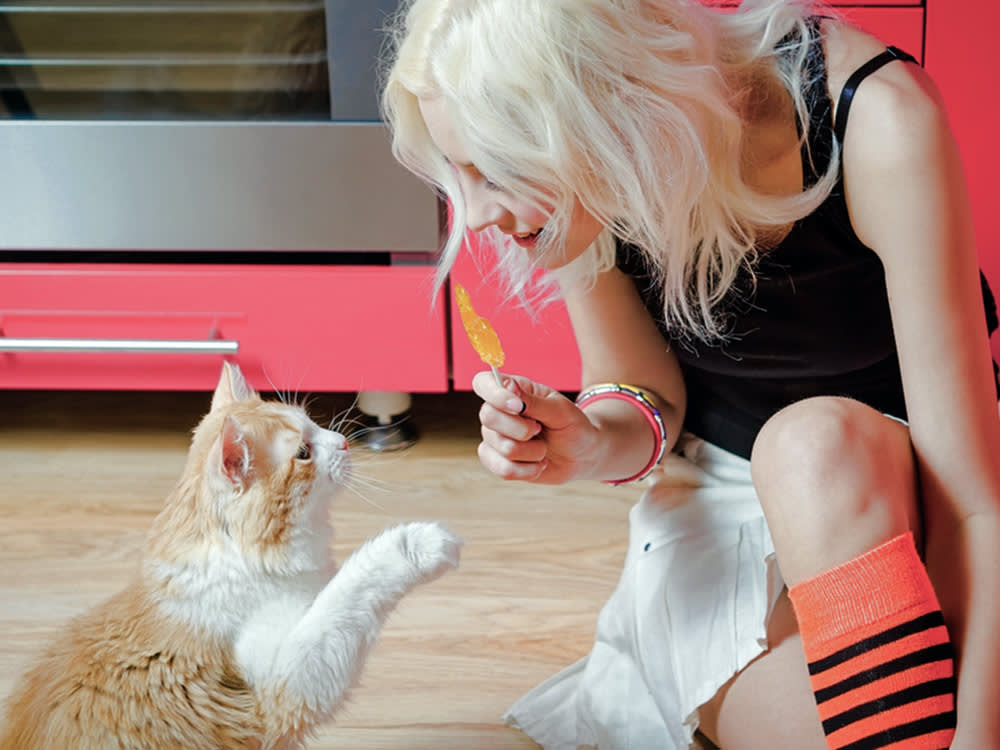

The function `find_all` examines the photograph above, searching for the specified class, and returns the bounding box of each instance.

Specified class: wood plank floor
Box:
[0,388,633,749]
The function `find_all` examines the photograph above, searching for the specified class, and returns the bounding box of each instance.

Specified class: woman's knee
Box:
[750,397,920,582]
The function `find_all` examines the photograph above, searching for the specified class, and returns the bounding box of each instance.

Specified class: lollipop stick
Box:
[490,365,503,388]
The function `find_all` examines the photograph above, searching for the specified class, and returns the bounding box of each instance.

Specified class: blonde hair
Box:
[381,0,839,341]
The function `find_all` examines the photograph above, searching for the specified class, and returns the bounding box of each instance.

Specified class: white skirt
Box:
[504,434,785,750]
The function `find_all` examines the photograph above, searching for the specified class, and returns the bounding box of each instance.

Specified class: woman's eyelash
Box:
[441,155,502,192]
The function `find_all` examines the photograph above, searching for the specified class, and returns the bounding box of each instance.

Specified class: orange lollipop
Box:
[454,283,505,385]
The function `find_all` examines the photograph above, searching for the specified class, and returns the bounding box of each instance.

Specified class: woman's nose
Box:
[465,188,507,233]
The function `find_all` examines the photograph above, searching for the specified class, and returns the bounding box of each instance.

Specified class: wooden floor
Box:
[0,388,633,749]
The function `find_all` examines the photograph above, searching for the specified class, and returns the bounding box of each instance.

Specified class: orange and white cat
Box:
[0,362,462,750]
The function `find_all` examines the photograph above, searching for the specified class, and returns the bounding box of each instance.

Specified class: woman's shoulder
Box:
[820,20,967,262]
[821,17,948,162]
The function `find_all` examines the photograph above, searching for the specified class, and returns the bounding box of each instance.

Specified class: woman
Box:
[382,1,1000,748]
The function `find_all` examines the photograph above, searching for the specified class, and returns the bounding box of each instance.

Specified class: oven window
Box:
[0,0,398,121]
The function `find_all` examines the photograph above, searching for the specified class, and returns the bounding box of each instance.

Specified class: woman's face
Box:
[418,95,604,269]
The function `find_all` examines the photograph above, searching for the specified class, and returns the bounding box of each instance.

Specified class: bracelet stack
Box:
[574,382,668,486]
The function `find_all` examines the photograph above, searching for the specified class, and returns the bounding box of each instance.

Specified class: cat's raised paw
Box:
[398,521,463,582]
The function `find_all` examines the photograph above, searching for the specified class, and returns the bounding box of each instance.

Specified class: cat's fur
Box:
[0,363,462,750]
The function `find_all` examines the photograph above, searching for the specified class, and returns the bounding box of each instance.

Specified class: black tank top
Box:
[617,25,999,459]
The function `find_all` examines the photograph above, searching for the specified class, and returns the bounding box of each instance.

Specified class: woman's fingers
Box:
[477,435,548,481]
[480,423,546,462]
[472,370,547,417]
[479,399,541,442]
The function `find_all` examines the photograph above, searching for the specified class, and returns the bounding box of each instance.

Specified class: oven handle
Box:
[0,337,239,354]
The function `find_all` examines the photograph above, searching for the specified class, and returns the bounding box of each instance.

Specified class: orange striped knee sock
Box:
[787,532,956,750]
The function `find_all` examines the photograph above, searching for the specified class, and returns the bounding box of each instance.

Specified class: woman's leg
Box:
[751,397,921,583]
[699,590,827,749]
[699,397,955,749]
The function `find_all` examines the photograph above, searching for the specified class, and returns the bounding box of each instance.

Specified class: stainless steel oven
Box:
[0,0,439,259]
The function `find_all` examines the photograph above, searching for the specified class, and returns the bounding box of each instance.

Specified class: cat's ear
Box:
[211,362,256,412]
[218,415,250,488]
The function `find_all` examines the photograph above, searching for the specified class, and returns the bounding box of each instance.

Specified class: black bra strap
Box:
[833,46,918,143]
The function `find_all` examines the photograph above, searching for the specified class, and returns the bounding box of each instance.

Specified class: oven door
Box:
[0,0,439,256]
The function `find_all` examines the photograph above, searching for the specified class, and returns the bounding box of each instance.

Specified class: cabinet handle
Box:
[0,337,239,354]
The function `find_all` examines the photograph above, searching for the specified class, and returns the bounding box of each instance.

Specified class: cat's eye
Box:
[295,442,312,461]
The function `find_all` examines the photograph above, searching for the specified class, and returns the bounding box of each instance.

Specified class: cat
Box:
[0,362,462,750]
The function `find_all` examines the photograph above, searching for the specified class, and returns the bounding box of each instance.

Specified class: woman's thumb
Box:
[506,377,575,428]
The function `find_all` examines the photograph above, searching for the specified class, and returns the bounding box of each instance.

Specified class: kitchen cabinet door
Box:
[0,264,448,393]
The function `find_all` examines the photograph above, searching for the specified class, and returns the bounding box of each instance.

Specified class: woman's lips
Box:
[512,228,542,249]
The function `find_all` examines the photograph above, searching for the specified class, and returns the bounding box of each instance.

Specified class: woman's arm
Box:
[562,263,687,475]
[842,59,1000,747]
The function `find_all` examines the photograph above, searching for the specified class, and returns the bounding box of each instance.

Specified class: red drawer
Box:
[450,242,582,392]
[0,263,448,392]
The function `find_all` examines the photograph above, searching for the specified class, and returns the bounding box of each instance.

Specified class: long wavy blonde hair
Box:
[381,0,840,341]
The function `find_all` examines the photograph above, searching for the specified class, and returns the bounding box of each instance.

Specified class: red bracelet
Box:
[574,382,668,486]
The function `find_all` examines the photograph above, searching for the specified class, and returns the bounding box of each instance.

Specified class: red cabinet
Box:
[924,0,1000,362]
[0,264,448,392]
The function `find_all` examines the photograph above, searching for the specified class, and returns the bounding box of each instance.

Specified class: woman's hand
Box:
[471,370,601,484]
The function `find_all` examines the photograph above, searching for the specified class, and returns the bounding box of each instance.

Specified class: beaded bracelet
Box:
[574,382,668,486]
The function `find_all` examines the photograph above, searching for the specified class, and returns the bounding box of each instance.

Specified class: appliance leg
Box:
[355,390,419,451]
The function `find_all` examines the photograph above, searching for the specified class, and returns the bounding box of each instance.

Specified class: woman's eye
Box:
[295,442,312,461]
[484,178,502,191]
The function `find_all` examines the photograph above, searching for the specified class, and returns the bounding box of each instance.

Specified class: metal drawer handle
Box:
[0,337,239,354]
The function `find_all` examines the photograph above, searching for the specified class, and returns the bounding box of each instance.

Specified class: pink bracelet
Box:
[574,382,668,486]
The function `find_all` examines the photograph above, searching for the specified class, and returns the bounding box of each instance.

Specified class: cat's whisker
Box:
[297,393,317,415]
[351,479,402,502]
[332,413,358,435]
[330,395,362,433]
[292,369,309,407]
[324,396,420,448]
[343,418,419,447]
[342,483,389,513]
[348,470,408,496]
[261,367,284,403]
[343,462,417,512]
[345,426,385,445]
[348,451,414,478]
